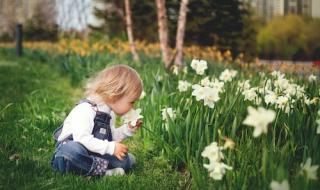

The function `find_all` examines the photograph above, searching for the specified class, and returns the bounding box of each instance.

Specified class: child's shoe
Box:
[105,168,125,176]
[128,153,136,166]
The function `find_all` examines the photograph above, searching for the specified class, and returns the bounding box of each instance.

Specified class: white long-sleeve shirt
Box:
[57,98,135,155]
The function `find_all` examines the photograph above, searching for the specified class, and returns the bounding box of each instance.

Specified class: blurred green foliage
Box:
[257,15,320,60]
[92,0,251,56]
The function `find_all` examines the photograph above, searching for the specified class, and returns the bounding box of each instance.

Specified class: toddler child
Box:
[51,64,143,176]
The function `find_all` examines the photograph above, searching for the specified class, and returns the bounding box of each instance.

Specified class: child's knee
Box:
[123,153,136,171]
[52,141,91,174]
[107,153,135,172]
[58,141,88,159]
[127,153,136,167]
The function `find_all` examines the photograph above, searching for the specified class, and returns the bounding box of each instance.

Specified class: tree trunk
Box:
[125,0,139,61]
[155,0,171,68]
[174,0,189,66]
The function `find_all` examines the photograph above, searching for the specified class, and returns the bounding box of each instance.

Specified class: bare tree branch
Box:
[155,0,171,68]
[174,0,189,66]
[125,0,139,61]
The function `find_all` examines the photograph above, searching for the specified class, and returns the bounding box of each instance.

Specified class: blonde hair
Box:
[85,65,143,102]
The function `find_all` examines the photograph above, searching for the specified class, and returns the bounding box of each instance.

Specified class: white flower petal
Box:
[243,106,275,138]
[270,180,290,190]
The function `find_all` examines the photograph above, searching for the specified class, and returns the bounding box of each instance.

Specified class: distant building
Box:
[312,0,320,18]
[0,0,109,36]
[0,0,55,36]
[56,0,93,31]
[247,0,319,21]
[274,0,285,16]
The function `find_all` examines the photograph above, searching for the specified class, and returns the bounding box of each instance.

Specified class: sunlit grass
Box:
[0,50,184,190]
[0,47,319,189]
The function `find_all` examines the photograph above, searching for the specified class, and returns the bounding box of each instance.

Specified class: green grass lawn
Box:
[1,47,319,189]
[0,52,185,189]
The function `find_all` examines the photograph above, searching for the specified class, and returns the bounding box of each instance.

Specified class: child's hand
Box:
[128,119,143,131]
[114,142,128,160]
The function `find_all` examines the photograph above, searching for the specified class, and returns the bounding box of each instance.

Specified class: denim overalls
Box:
[51,99,134,176]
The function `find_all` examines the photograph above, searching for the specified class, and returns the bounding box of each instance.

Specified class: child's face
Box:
[108,95,137,116]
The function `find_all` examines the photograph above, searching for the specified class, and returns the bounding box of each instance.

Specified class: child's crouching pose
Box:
[51,65,143,176]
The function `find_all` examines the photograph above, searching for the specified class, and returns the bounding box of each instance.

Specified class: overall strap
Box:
[53,99,113,143]
[52,99,98,142]
[79,99,113,141]
[76,99,98,111]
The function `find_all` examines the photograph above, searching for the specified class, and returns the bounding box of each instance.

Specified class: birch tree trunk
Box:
[155,0,171,68]
[174,0,189,66]
[124,0,139,61]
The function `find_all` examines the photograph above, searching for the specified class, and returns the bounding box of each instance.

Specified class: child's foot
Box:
[128,153,136,165]
[105,168,125,176]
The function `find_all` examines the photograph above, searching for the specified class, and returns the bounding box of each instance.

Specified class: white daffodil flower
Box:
[275,77,290,90]
[155,74,163,82]
[293,84,305,99]
[243,106,276,137]
[300,157,319,180]
[178,80,191,92]
[282,83,305,99]
[304,97,312,105]
[242,88,258,102]
[161,107,176,121]
[196,60,208,75]
[271,71,284,79]
[276,96,291,113]
[192,84,206,101]
[211,78,225,92]
[191,59,208,75]
[308,74,317,82]
[200,77,213,87]
[139,91,146,99]
[203,86,220,109]
[284,84,296,97]
[257,87,265,94]
[192,85,220,108]
[161,108,176,131]
[264,90,277,105]
[205,161,233,180]
[201,142,224,162]
[259,72,266,78]
[122,108,143,126]
[219,69,237,82]
[264,79,273,91]
[202,142,233,180]
[238,80,251,91]
[191,59,198,69]
[270,180,290,190]
[172,65,179,75]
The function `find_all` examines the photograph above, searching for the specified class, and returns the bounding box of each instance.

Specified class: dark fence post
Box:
[16,24,23,57]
